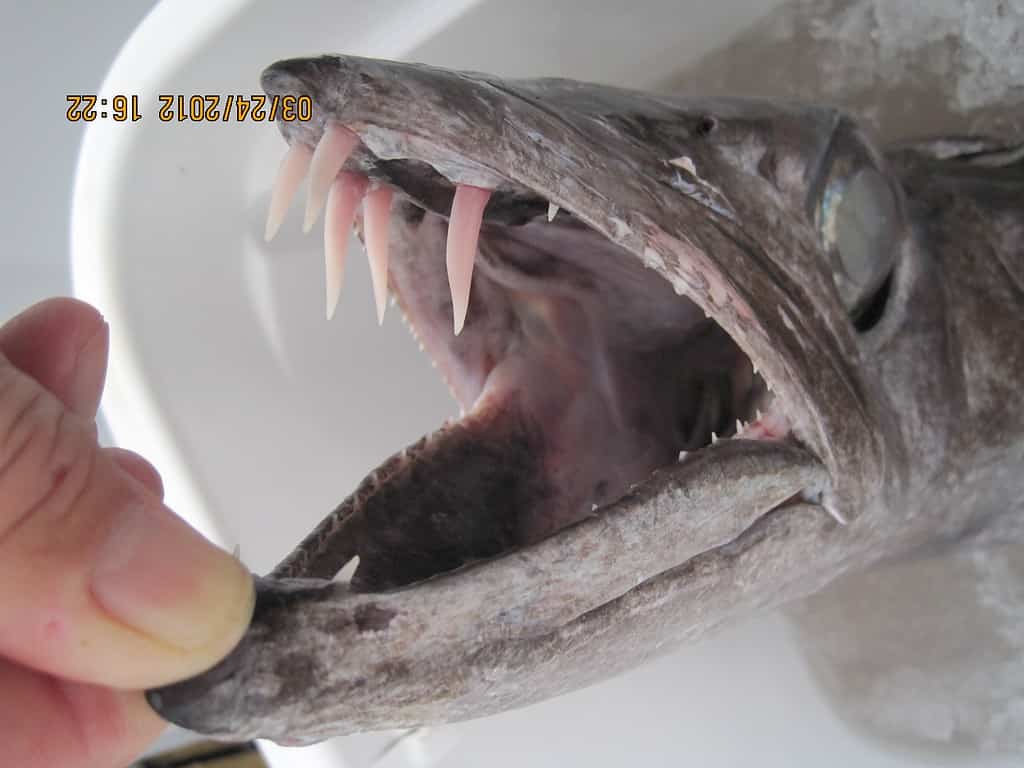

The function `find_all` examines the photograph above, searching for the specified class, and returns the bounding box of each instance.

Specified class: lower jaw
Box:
[330,349,793,593]
[344,394,549,591]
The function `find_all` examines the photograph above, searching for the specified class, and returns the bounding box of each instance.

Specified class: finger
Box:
[105,447,164,499]
[0,298,109,418]
[0,657,165,768]
[0,356,254,689]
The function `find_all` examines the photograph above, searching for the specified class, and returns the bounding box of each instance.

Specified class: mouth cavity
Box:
[262,81,800,593]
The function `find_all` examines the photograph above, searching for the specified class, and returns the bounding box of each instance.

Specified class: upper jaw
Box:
[145,55,897,740]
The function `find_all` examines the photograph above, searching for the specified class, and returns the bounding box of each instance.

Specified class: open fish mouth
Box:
[264,66,806,592]
[147,54,897,743]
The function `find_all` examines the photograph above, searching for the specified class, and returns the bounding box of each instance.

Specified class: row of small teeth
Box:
[264,122,492,334]
[677,408,790,460]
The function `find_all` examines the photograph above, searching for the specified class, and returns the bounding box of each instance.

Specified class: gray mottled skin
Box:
[147,55,1024,748]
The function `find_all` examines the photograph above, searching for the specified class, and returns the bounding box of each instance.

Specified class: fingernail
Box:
[67,321,109,417]
[91,502,254,655]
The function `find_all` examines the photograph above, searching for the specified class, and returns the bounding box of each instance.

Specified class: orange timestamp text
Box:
[66,94,313,123]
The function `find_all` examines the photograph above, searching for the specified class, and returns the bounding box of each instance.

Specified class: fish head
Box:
[147,54,917,742]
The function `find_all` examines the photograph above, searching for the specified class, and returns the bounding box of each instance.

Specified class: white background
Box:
[8,3,1022,767]
[0,1,156,321]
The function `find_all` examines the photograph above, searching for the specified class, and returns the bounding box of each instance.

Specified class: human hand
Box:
[0,298,255,767]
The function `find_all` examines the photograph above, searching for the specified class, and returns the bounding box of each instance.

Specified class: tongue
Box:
[149,439,825,741]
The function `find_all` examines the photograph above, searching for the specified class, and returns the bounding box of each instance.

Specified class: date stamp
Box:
[66,94,313,123]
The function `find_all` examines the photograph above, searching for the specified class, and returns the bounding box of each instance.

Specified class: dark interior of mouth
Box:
[278,140,782,593]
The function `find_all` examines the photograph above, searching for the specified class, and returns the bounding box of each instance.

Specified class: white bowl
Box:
[71,2,1020,767]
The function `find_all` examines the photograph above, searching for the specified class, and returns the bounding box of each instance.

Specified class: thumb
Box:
[0,343,253,690]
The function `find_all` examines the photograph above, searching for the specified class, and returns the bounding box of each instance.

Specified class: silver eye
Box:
[820,165,899,315]
[815,123,905,321]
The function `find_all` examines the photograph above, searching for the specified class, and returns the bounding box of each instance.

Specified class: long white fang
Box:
[304,123,360,232]
[736,419,743,434]
[446,185,492,335]
[711,431,718,444]
[323,172,368,320]
[756,408,763,421]
[547,202,560,222]
[363,185,394,325]
[265,143,313,241]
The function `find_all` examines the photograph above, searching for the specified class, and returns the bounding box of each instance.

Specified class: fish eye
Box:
[814,122,903,325]
[822,166,898,306]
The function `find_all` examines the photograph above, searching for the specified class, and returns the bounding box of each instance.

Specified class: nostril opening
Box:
[696,116,717,138]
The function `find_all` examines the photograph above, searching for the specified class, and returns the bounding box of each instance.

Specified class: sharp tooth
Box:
[669,155,697,175]
[736,419,743,434]
[323,172,368,320]
[265,143,313,241]
[756,408,763,421]
[752,363,759,375]
[824,503,848,525]
[363,185,394,325]
[547,202,560,222]
[304,123,360,232]
[446,185,492,335]
[711,431,718,444]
